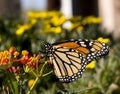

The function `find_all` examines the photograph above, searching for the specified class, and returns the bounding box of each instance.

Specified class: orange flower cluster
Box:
[0,47,43,70]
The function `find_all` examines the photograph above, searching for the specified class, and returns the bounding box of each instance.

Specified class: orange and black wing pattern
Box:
[44,39,109,83]
[55,39,109,64]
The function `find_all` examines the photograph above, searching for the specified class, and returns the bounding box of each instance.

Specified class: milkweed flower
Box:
[0,47,20,67]
[13,51,19,58]
[97,37,110,44]
[9,46,16,55]
[0,50,10,66]
[22,50,29,56]
[7,66,21,75]
[27,55,43,68]
[20,54,43,69]
[9,47,19,58]
[86,60,96,69]
[20,55,31,65]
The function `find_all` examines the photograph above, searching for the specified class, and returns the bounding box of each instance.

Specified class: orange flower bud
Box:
[22,50,29,56]
[14,51,19,58]
[9,47,16,54]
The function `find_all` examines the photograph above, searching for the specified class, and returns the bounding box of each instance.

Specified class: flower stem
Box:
[27,76,39,94]
[42,70,53,77]
[27,62,47,94]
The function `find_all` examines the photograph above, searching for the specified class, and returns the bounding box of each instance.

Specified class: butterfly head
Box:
[43,41,53,56]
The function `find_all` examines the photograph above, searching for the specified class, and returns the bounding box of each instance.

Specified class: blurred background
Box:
[0,0,120,94]
[0,0,120,37]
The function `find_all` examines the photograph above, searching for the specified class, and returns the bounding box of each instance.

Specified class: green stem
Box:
[27,62,47,94]
[42,70,53,77]
[27,76,39,94]
[39,62,47,77]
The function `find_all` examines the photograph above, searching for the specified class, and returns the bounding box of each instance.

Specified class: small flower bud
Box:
[9,47,16,54]
[22,50,29,56]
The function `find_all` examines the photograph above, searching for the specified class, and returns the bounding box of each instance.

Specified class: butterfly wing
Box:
[44,39,109,83]
[55,39,109,64]
[75,39,109,63]
[49,45,87,83]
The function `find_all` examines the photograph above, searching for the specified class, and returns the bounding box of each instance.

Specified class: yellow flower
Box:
[97,37,110,43]
[28,79,35,87]
[51,26,62,33]
[44,26,62,34]
[16,24,31,36]
[28,11,47,19]
[16,28,24,35]
[76,26,84,32]
[69,23,80,30]
[86,60,96,69]
[47,11,63,17]
[30,18,37,25]
[51,15,66,26]
[82,16,102,25]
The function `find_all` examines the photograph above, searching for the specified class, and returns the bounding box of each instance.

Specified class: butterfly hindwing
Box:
[49,46,87,83]
[74,39,109,63]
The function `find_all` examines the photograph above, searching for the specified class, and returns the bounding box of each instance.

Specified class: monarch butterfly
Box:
[44,39,109,83]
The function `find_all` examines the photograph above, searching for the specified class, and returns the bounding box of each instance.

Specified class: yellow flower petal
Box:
[86,60,96,69]
[28,11,47,19]
[45,26,62,34]
[16,24,31,36]
[30,19,37,25]
[50,15,66,26]
[97,37,110,43]
[82,16,102,25]
[53,26,62,33]
[16,28,24,35]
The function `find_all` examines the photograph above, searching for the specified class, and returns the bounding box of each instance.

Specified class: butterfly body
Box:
[44,39,109,83]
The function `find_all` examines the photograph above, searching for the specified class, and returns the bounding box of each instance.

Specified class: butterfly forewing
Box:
[54,39,109,64]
